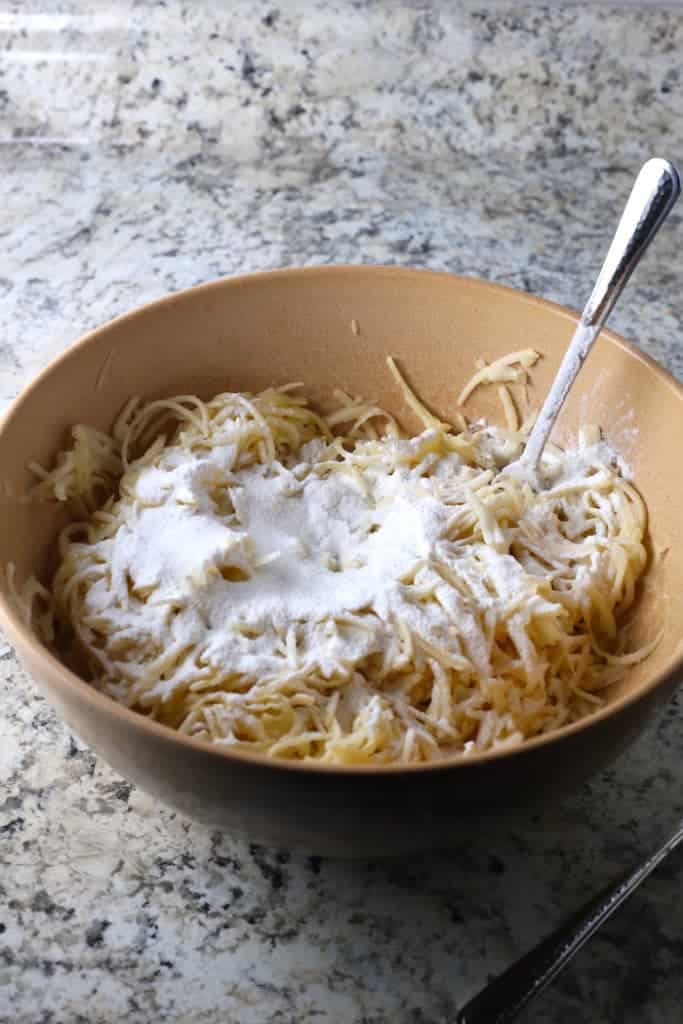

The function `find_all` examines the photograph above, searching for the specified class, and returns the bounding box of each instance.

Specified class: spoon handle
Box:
[584,157,680,328]
[456,820,683,1024]
[522,158,680,470]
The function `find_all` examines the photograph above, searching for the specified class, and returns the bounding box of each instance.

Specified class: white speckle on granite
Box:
[0,732,22,777]
[1,3,683,1023]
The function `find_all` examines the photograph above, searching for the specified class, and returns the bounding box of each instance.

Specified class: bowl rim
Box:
[1,263,682,777]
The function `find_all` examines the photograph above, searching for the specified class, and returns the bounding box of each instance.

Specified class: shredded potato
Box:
[7,353,655,764]
[457,349,540,405]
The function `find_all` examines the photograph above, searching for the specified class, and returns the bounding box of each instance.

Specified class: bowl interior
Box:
[0,266,681,723]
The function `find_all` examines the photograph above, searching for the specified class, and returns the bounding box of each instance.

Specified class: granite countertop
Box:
[2,3,683,1022]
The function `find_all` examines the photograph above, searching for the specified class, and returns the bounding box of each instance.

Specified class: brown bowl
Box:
[1,266,682,857]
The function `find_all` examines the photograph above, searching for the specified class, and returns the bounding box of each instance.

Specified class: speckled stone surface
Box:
[2,3,683,1022]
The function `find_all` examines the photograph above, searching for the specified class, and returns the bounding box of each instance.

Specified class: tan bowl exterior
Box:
[1,266,682,857]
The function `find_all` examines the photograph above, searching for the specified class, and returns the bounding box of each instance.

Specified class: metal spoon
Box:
[519,158,680,472]
[456,819,683,1023]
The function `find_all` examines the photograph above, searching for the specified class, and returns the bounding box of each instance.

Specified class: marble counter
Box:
[2,3,683,1022]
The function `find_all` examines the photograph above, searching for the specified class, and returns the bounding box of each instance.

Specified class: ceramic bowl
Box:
[1,267,681,856]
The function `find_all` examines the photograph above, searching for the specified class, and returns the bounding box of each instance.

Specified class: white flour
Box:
[84,427,624,683]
